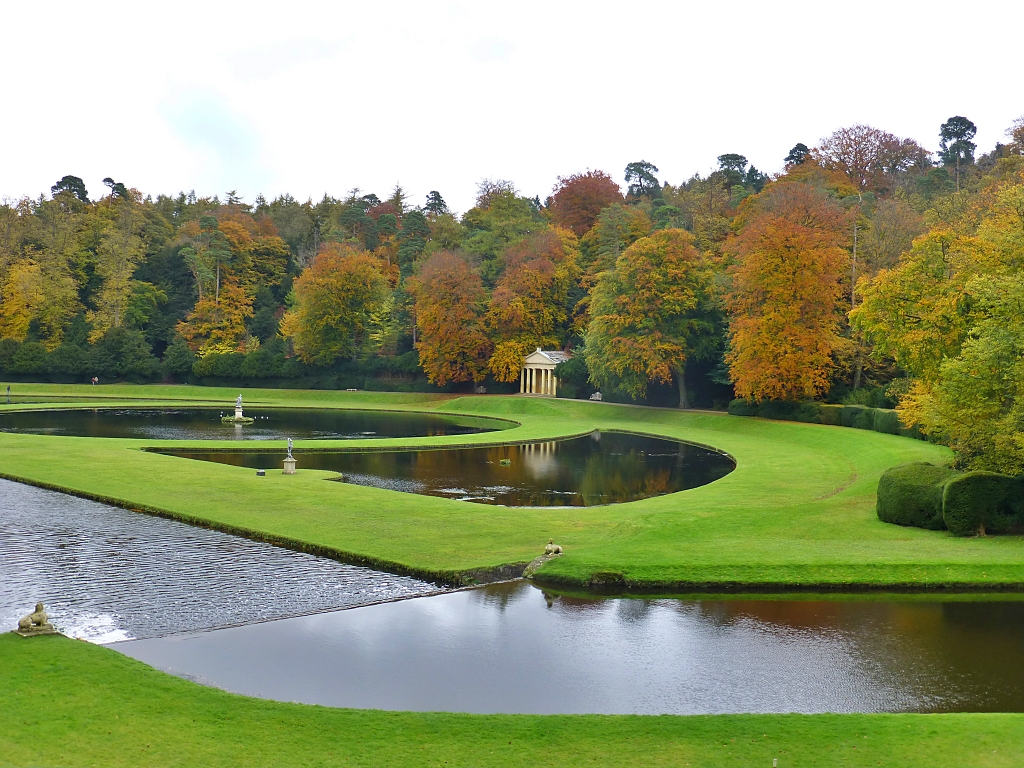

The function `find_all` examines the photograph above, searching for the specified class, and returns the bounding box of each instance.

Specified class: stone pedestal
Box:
[283,457,297,475]
[235,406,244,420]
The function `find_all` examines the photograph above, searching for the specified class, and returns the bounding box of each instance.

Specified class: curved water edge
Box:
[0,406,512,441]
[158,431,736,507]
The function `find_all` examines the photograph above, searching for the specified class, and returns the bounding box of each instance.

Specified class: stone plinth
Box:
[283,457,297,475]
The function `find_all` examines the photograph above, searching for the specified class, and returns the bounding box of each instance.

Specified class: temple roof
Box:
[524,348,571,365]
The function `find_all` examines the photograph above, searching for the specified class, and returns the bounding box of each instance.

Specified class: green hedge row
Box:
[727,399,923,439]
[877,463,1024,536]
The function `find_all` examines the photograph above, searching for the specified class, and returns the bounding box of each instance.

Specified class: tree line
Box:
[2,115,1022,469]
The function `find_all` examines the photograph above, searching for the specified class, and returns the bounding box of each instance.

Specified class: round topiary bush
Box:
[877,462,961,530]
[942,472,1024,537]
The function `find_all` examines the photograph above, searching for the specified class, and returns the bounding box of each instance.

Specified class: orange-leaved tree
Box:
[280,243,388,366]
[408,251,491,386]
[549,171,623,237]
[725,182,850,402]
[176,279,254,355]
[584,229,717,407]
[485,230,579,382]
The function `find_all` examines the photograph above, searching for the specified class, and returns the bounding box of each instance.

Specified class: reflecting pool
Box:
[115,581,1024,715]
[161,431,736,506]
[0,407,509,440]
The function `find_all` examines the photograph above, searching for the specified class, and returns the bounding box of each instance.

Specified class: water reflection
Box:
[116,581,1024,715]
[0,407,507,440]
[161,431,736,506]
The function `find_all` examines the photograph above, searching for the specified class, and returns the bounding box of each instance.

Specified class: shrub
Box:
[872,408,902,435]
[943,472,1024,537]
[877,462,961,530]
[727,398,760,416]
[840,404,874,429]
[47,343,90,381]
[193,352,245,379]
[0,338,18,372]
[161,337,196,381]
[11,342,48,374]
[819,403,842,425]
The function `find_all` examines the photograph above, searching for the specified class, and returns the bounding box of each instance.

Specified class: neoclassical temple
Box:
[520,348,570,396]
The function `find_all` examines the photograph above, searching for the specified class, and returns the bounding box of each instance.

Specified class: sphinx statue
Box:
[544,539,563,555]
[15,603,57,637]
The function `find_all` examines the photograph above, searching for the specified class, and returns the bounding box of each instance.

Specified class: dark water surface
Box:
[116,581,1024,715]
[0,479,444,642]
[0,407,507,440]
[162,431,735,506]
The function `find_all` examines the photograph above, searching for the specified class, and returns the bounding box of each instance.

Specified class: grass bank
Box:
[2,634,1021,768]
[3,383,1024,590]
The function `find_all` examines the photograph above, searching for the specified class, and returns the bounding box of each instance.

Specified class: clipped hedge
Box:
[876,463,1024,537]
[876,463,961,530]
[942,472,1024,537]
[728,398,924,440]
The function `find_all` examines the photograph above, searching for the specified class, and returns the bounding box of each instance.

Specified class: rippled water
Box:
[0,479,444,642]
[117,582,1024,715]
[163,431,736,506]
[0,407,508,441]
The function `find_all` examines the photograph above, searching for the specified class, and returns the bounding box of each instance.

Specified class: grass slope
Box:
[2,634,1022,768]
[3,383,1024,589]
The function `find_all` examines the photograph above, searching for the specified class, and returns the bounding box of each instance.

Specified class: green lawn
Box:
[2,634,1022,768]
[2,383,1024,589]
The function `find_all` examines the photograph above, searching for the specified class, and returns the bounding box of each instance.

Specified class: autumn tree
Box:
[585,229,716,407]
[485,230,580,381]
[726,182,850,402]
[815,124,928,199]
[853,174,1024,470]
[176,279,254,355]
[88,199,145,341]
[408,251,490,386]
[280,243,388,366]
[549,171,623,237]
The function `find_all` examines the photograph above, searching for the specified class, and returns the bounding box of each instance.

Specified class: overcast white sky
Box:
[2,1,1020,214]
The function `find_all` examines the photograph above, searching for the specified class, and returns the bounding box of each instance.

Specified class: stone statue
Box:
[236,394,243,409]
[16,603,57,636]
[544,539,563,555]
[287,437,294,459]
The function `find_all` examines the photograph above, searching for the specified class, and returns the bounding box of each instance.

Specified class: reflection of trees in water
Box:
[173,432,733,507]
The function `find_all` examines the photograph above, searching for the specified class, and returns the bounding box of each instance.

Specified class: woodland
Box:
[2,115,1023,473]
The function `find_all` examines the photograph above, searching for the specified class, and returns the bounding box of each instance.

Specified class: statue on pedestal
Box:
[15,603,58,637]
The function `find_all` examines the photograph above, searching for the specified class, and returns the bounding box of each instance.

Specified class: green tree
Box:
[939,116,978,191]
[624,160,659,197]
[585,229,717,407]
[50,175,90,203]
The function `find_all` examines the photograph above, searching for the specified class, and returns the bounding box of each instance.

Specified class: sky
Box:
[2,0,1021,214]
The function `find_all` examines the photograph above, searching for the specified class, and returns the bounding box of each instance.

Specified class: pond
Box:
[4,478,1024,715]
[160,431,736,506]
[0,407,509,441]
[0,479,444,642]
[116,582,1024,715]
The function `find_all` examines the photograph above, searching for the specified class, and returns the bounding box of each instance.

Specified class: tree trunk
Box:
[852,337,865,391]
[674,367,689,409]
